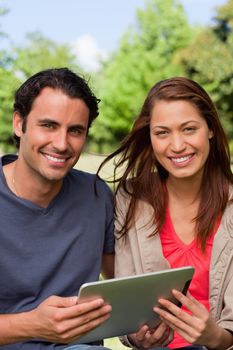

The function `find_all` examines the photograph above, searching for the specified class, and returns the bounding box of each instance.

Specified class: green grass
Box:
[104,337,128,350]
[76,152,114,177]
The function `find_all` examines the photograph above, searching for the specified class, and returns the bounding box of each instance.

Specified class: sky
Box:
[0,0,227,71]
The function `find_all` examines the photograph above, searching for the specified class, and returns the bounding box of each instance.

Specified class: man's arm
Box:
[0,295,111,345]
[101,252,114,279]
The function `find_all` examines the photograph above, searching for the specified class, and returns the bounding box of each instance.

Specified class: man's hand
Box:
[0,295,112,345]
[30,295,112,343]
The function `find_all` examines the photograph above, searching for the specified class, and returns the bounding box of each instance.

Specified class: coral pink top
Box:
[159,209,220,349]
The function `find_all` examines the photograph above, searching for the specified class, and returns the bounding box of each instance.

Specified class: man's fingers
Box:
[36,298,112,344]
[46,295,107,313]
[47,312,111,344]
[58,300,112,324]
[45,295,79,308]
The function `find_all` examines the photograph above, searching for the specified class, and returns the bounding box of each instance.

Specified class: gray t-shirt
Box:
[0,154,115,349]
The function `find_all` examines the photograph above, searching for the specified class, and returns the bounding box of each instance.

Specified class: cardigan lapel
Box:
[135,199,170,273]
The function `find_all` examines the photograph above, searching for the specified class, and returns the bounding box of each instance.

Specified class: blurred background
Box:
[0,0,233,171]
[1,1,232,347]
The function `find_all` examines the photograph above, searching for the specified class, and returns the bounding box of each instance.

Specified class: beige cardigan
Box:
[115,187,233,348]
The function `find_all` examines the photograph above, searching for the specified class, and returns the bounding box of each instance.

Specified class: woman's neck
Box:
[166,175,202,205]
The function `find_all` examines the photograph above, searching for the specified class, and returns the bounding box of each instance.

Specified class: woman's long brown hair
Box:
[98,77,233,251]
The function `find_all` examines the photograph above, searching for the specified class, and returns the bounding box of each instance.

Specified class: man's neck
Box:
[3,160,63,208]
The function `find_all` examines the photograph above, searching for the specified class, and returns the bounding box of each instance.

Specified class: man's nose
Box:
[52,130,68,152]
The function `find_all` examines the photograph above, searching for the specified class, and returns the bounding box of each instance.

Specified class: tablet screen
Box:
[74,266,194,344]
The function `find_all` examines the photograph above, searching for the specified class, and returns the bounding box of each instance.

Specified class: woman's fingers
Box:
[153,290,212,345]
[135,321,173,349]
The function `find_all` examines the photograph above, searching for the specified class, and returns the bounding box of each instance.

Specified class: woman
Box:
[99,77,233,349]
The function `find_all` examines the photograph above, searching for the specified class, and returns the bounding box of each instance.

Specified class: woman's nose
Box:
[170,133,186,152]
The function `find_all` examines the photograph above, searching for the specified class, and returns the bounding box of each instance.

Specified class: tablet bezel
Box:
[73,266,194,344]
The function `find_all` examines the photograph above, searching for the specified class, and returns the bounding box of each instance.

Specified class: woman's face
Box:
[150,99,213,181]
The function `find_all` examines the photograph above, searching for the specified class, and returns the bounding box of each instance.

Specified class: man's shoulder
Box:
[69,168,95,182]
[1,154,17,166]
[68,168,112,195]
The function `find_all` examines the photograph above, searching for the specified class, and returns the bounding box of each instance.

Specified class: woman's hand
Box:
[154,289,233,349]
[128,321,173,349]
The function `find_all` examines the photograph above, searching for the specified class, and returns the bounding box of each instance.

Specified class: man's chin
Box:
[42,170,70,182]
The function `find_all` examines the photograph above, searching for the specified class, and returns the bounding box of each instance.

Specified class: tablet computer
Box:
[74,266,194,344]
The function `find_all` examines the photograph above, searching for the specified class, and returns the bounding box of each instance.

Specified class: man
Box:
[0,68,115,349]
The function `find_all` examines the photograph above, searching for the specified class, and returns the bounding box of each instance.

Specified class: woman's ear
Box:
[208,129,214,139]
[13,112,24,137]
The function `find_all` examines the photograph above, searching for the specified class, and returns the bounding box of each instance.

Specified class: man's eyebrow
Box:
[38,119,87,130]
[68,124,87,131]
[38,118,59,125]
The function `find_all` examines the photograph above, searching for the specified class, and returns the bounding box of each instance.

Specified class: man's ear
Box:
[13,112,24,137]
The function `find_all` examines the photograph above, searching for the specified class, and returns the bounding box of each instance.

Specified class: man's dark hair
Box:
[13,67,100,148]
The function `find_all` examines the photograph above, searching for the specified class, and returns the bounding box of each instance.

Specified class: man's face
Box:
[14,87,89,184]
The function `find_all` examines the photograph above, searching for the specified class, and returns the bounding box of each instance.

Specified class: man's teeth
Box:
[171,155,193,163]
[45,155,66,163]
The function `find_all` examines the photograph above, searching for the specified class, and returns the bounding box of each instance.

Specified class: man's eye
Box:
[41,123,54,129]
[69,128,83,135]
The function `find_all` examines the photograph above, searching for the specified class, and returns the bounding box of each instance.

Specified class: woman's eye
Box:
[155,130,168,137]
[184,127,196,133]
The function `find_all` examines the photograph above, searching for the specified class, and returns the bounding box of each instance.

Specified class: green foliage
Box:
[179,0,233,140]
[0,30,81,152]
[0,0,233,153]
[0,67,20,150]
[12,32,80,79]
[0,5,18,151]
[0,4,8,37]
[90,0,195,150]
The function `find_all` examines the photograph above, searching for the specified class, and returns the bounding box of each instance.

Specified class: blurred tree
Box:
[179,0,233,141]
[12,32,80,79]
[0,4,8,38]
[0,30,82,152]
[89,0,195,151]
[0,67,20,150]
[0,4,20,151]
